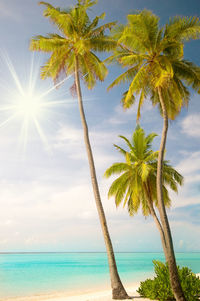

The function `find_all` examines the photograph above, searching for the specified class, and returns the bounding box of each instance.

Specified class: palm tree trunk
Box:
[74,56,129,300]
[144,182,167,258]
[157,87,186,301]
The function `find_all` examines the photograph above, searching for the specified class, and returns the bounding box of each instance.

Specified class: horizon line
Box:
[1,251,200,254]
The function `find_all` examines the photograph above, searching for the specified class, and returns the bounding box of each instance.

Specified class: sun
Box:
[16,92,43,119]
[0,52,70,149]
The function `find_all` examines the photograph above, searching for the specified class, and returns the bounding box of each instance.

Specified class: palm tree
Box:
[30,1,129,299]
[104,126,183,258]
[107,10,200,301]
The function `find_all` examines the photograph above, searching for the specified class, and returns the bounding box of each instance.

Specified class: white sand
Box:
[1,283,148,301]
[3,274,200,301]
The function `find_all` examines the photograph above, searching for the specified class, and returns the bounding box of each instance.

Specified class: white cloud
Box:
[0,175,162,251]
[167,151,200,208]
[171,194,200,208]
[170,220,200,252]
[54,123,121,148]
[0,168,198,252]
[55,126,83,144]
[108,105,135,125]
[52,123,123,170]
[181,114,200,137]
[176,151,200,175]
[108,99,153,125]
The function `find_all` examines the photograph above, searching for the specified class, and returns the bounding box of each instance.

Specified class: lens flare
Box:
[16,92,42,118]
[0,51,70,149]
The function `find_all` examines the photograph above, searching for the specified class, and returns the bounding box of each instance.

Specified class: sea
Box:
[0,252,200,299]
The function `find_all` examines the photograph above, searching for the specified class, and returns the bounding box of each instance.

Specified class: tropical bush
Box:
[137,260,200,301]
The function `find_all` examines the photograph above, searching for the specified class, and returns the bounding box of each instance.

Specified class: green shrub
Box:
[137,260,200,301]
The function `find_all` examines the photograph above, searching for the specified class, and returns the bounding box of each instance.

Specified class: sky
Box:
[0,0,200,253]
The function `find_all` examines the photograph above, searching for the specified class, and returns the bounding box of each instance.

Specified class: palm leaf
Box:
[114,144,127,156]
[39,2,75,37]
[104,163,130,178]
[30,34,67,52]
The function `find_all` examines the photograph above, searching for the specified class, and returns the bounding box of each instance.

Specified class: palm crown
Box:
[30,0,116,88]
[108,10,200,120]
[104,126,183,216]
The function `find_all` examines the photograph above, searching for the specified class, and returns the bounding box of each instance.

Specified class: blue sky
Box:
[0,0,199,252]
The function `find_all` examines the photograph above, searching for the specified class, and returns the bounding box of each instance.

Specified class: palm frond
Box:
[138,163,151,181]
[145,132,158,148]
[30,34,67,52]
[136,90,145,121]
[104,163,130,178]
[80,52,107,88]
[164,16,200,42]
[40,46,73,81]
[107,172,130,207]
[107,65,140,91]
[39,2,76,37]
[120,10,159,54]
[119,135,134,151]
[121,90,136,109]
[173,60,200,92]
[114,144,127,156]
[90,22,117,38]
[89,37,117,52]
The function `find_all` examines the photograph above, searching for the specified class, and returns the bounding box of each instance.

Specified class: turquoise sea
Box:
[0,252,200,298]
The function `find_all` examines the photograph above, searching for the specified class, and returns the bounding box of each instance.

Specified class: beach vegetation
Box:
[138,260,200,301]
[29,0,129,299]
[107,10,200,301]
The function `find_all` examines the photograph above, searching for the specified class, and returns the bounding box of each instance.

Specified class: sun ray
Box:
[0,113,19,129]
[19,117,30,151]
[29,53,35,93]
[0,105,19,112]
[2,51,24,96]
[39,76,70,99]
[0,52,73,149]
[33,117,50,149]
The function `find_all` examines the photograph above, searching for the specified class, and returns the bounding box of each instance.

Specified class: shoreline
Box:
[0,282,141,301]
[2,273,200,301]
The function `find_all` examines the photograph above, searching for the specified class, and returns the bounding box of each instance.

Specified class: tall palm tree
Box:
[104,126,183,258]
[107,10,200,301]
[30,1,129,299]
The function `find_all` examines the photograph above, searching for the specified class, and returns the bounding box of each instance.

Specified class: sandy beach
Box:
[2,273,199,301]
[1,283,148,301]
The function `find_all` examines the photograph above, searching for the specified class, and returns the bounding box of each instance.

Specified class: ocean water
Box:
[0,252,200,298]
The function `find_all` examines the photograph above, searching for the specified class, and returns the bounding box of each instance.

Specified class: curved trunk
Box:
[144,182,167,258]
[74,57,129,300]
[157,87,186,301]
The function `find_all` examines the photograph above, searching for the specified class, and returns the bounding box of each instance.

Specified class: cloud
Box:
[176,151,200,175]
[55,126,83,144]
[108,105,136,125]
[108,101,153,125]
[54,123,121,148]
[0,176,160,251]
[170,204,200,225]
[170,220,200,252]
[167,151,200,208]
[0,180,97,250]
[52,123,123,170]
[0,168,199,252]
[181,114,200,138]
